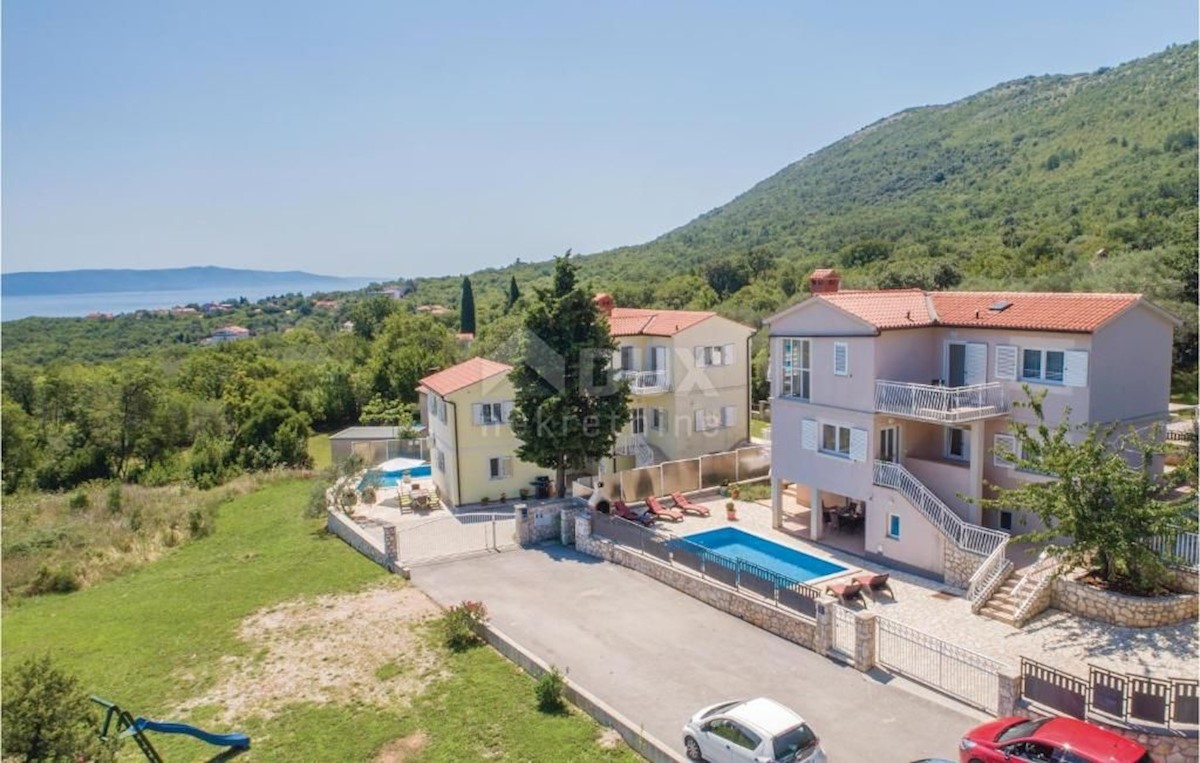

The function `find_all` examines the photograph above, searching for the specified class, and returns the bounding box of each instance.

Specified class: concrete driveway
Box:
[412,545,987,762]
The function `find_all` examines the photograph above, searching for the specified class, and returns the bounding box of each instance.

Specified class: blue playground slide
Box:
[127,718,251,750]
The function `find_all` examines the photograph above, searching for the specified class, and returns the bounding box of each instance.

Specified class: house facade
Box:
[599,294,756,468]
[418,357,544,507]
[767,270,1176,580]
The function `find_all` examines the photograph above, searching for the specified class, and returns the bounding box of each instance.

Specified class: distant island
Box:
[1,266,377,297]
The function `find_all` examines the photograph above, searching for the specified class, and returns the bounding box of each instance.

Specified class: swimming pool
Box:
[359,463,432,489]
[678,527,849,584]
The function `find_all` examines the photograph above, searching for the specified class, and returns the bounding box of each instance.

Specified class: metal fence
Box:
[876,615,1005,714]
[830,605,856,659]
[1021,658,1199,728]
[590,511,819,619]
[393,512,516,565]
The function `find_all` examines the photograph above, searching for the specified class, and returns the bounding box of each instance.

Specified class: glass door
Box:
[878,426,900,463]
[947,342,967,387]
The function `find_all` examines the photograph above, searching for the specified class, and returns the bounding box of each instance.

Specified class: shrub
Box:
[68,491,89,511]
[187,505,215,539]
[305,480,330,519]
[127,506,143,533]
[1,655,117,762]
[439,600,488,651]
[535,666,567,713]
[106,484,123,514]
[360,485,377,504]
[26,564,81,596]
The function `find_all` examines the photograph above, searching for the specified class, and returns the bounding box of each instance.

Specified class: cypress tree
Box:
[505,275,521,313]
[459,276,476,335]
[509,252,630,498]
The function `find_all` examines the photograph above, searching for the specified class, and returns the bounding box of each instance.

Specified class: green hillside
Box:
[409,42,1197,382]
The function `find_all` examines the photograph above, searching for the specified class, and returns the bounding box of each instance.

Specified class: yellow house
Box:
[599,295,756,467]
[418,357,546,508]
[418,299,756,506]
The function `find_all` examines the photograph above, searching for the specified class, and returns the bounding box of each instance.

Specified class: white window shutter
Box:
[722,344,735,367]
[965,343,987,385]
[849,428,868,462]
[471,403,484,425]
[611,349,621,370]
[694,409,707,432]
[722,406,736,428]
[995,345,1018,381]
[503,457,513,478]
[994,434,1017,468]
[801,419,817,451]
[694,346,706,368]
[501,401,514,423]
[659,408,669,433]
[1063,351,1089,387]
[834,342,849,376]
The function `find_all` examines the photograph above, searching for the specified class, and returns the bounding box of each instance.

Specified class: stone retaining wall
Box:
[327,510,397,573]
[943,541,987,589]
[1051,573,1199,628]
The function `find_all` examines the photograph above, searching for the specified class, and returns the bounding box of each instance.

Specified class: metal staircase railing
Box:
[873,460,1008,557]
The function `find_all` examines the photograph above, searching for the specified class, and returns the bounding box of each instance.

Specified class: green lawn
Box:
[750,417,770,439]
[307,433,332,471]
[2,479,636,761]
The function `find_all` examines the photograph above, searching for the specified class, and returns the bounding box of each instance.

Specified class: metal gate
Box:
[395,513,517,565]
[876,616,1003,714]
[831,605,857,660]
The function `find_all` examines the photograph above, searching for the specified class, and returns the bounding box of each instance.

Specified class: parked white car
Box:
[682,697,826,763]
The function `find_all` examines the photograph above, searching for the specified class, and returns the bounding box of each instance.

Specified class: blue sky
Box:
[3,1,1196,278]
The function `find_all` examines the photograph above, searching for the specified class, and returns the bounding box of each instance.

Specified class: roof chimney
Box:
[593,293,615,317]
[808,268,841,295]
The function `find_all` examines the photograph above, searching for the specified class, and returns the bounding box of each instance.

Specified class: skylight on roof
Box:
[988,300,1012,312]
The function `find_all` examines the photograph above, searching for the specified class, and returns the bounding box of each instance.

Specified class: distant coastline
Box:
[1,267,380,321]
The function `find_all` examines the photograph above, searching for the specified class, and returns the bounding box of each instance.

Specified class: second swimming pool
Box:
[679,527,848,584]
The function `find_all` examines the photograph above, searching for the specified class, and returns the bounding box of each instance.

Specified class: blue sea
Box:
[1,279,377,322]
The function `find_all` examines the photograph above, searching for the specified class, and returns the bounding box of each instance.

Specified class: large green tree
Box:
[980,388,1190,593]
[2,655,117,762]
[460,276,476,335]
[509,253,630,498]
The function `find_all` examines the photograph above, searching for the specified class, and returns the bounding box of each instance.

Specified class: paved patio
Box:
[639,496,1199,681]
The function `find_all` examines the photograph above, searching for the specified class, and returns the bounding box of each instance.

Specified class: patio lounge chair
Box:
[853,572,893,598]
[645,495,684,522]
[670,491,710,517]
[824,580,864,603]
[613,500,655,526]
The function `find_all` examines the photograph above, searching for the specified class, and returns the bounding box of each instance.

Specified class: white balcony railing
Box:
[617,370,670,395]
[875,380,1008,424]
[873,460,1008,557]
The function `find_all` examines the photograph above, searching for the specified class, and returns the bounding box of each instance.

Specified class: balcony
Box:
[875,380,1007,424]
[617,370,671,395]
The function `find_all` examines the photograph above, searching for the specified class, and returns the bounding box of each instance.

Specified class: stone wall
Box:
[327,510,397,573]
[515,498,582,545]
[1166,566,1199,594]
[1051,572,1199,628]
[942,541,987,589]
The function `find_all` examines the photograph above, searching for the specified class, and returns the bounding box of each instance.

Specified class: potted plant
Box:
[499,491,507,503]
[519,487,530,500]
[725,500,737,521]
[481,495,491,506]
[730,484,741,500]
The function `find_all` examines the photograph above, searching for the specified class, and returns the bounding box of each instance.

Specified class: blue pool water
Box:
[678,527,848,583]
[359,464,432,489]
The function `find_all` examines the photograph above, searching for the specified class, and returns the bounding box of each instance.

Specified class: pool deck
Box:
[645,496,1198,682]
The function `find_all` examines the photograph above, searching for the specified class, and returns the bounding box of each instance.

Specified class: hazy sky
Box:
[3,1,1196,278]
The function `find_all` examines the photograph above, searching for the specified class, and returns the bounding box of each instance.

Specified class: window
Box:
[887,514,901,540]
[782,338,811,399]
[695,344,735,367]
[631,407,645,435]
[434,448,446,473]
[487,457,511,480]
[834,341,849,376]
[821,423,852,457]
[1021,349,1065,383]
[946,426,969,461]
[993,433,1017,469]
[620,346,635,371]
[999,511,1013,531]
[478,402,503,425]
[437,397,448,424]
[651,408,667,433]
[707,720,758,751]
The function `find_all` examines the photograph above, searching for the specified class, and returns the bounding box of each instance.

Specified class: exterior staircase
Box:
[977,571,1022,625]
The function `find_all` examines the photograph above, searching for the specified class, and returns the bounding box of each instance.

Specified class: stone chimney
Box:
[808,268,841,294]
[593,293,614,316]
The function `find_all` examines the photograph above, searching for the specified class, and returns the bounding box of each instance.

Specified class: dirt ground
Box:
[178,581,445,723]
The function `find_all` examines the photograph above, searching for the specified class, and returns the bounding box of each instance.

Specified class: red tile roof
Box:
[818,290,935,329]
[607,307,714,337]
[418,357,511,397]
[929,292,1141,332]
[810,290,1143,333]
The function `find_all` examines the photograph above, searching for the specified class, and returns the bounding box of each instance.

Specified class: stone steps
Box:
[978,575,1024,626]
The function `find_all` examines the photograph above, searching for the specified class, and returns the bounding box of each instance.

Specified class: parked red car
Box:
[959,716,1151,763]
